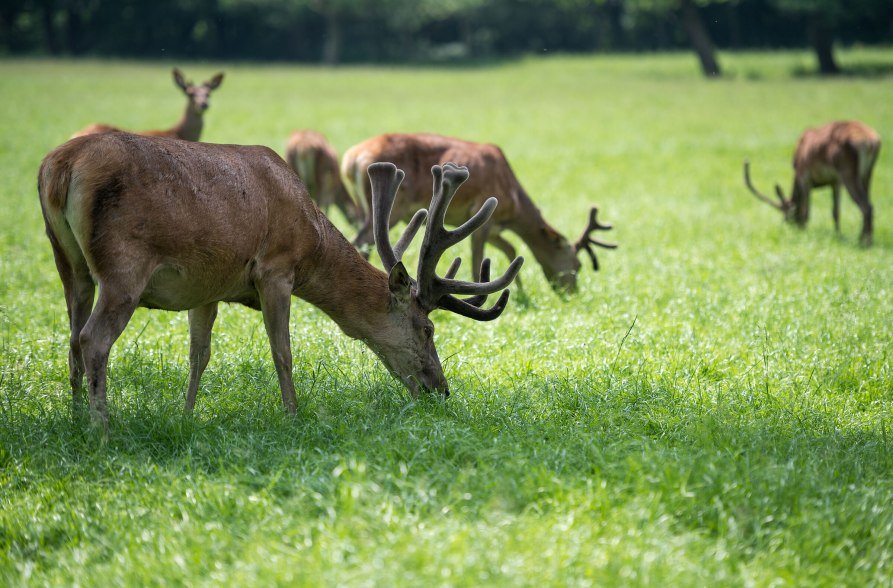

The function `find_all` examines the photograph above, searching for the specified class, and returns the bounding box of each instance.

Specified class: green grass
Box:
[1,49,892,585]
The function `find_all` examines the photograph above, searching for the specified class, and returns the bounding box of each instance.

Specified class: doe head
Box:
[173,68,224,114]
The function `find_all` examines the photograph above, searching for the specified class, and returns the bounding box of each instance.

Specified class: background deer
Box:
[39,132,522,424]
[71,68,224,141]
[744,120,880,246]
[286,130,364,229]
[342,133,615,293]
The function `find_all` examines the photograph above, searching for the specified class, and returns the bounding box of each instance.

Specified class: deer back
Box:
[40,133,326,311]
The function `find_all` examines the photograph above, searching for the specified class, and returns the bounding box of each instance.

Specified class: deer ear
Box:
[172,68,189,91]
[206,72,224,89]
[388,261,412,308]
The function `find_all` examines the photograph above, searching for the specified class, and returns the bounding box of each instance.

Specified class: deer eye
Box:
[423,326,434,339]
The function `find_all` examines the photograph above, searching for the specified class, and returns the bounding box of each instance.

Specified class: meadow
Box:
[0,50,891,585]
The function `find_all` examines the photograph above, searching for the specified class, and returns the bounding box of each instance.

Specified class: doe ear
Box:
[206,72,224,90]
[172,68,189,91]
[388,261,413,308]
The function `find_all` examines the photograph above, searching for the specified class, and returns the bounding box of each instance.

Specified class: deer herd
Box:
[39,68,882,424]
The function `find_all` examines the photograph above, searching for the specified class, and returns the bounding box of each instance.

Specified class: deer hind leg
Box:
[46,227,95,410]
[841,174,873,246]
[78,276,145,425]
[257,278,297,413]
[185,302,218,413]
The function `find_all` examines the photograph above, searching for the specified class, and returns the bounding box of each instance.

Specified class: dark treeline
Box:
[2,0,891,75]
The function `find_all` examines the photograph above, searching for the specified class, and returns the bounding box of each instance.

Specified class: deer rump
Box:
[40,133,323,313]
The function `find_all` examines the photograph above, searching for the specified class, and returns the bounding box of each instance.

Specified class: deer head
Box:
[549,207,618,293]
[173,68,224,114]
[367,162,524,396]
[743,160,801,224]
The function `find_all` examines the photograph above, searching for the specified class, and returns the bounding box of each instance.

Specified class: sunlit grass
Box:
[1,50,892,585]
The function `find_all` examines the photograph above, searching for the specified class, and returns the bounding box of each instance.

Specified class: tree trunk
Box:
[810,18,840,75]
[322,10,341,66]
[678,0,722,78]
[41,1,60,55]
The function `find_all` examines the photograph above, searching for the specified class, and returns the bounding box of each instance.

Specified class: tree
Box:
[770,0,893,75]
[607,0,729,77]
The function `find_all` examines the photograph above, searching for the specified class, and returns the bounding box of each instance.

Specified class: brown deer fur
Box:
[744,120,880,246]
[342,133,615,293]
[39,133,519,424]
[285,130,363,228]
[71,68,223,142]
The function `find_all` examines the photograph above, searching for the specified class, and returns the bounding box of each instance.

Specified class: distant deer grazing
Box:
[71,68,224,141]
[39,133,522,424]
[286,130,363,228]
[744,120,880,246]
[342,133,616,293]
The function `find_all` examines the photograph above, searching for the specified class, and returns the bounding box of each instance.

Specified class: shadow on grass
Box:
[791,62,893,79]
[2,363,890,517]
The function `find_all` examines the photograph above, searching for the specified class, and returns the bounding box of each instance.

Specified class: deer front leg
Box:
[185,302,218,413]
[470,220,492,282]
[831,184,841,233]
[78,280,142,425]
[258,279,297,413]
[488,232,523,292]
[352,216,375,260]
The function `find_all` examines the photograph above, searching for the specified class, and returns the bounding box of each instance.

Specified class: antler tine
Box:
[368,162,428,271]
[743,160,784,210]
[438,289,512,321]
[437,256,524,297]
[574,206,617,271]
[416,163,524,317]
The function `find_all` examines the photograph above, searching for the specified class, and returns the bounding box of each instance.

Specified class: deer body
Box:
[40,133,520,424]
[342,133,614,292]
[745,120,880,245]
[71,69,223,142]
[285,130,363,228]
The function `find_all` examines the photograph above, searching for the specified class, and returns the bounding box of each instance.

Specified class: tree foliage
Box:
[0,0,890,74]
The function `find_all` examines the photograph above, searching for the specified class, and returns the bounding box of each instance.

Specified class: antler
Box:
[368,162,429,272]
[574,207,618,271]
[743,160,785,210]
[416,163,524,321]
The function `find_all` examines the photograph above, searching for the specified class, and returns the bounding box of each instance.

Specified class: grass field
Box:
[1,49,892,586]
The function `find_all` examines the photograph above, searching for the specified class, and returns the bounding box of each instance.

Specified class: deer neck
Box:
[171,104,204,141]
[294,228,391,341]
[508,191,572,273]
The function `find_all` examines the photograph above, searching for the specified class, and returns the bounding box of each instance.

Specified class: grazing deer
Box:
[71,68,224,141]
[285,130,363,228]
[744,120,881,246]
[38,132,522,424]
[342,133,616,293]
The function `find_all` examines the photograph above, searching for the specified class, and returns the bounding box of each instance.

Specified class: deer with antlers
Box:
[342,133,615,293]
[71,68,224,141]
[39,132,522,424]
[744,120,881,246]
[286,130,364,228]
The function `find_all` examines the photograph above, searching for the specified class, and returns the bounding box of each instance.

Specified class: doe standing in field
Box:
[744,120,880,246]
[72,68,224,142]
[342,133,616,293]
[285,129,364,229]
[38,132,522,424]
